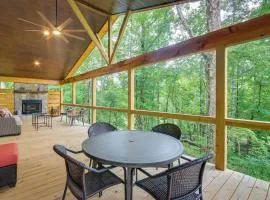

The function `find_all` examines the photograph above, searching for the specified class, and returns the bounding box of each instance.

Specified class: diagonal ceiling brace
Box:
[76,0,111,17]
[67,0,109,64]
[110,10,131,64]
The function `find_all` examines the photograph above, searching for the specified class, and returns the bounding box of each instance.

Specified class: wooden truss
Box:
[66,0,131,72]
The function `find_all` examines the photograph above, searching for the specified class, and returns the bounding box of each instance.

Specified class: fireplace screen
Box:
[22,100,42,114]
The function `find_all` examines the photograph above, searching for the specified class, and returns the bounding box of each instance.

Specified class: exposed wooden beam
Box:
[108,16,113,58]
[110,11,131,63]
[64,16,118,79]
[75,0,110,17]
[61,13,270,84]
[0,76,60,84]
[67,0,109,64]
[215,45,227,170]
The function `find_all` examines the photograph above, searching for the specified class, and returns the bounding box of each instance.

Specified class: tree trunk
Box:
[176,1,221,153]
[205,0,221,152]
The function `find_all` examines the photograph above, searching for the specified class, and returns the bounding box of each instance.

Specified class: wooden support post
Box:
[72,82,76,104]
[215,45,227,170]
[91,78,97,123]
[60,86,64,112]
[128,69,135,129]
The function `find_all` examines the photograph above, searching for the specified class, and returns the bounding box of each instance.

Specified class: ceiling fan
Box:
[18,0,86,43]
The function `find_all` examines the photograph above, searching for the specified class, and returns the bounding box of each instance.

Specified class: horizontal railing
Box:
[61,103,270,130]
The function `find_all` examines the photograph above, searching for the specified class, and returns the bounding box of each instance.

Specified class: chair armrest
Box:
[137,168,154,177]
[181,155,193,162]
[65,147,83,154]
[84,165,108,173]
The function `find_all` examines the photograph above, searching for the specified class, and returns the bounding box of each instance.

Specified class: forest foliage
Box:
[23,0,270,181]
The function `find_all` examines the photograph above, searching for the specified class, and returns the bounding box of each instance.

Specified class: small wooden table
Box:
[82,130,184,200]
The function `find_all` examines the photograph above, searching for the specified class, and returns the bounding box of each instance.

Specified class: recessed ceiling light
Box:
[43,30,50,36]
[52,30,61,36]
[34,61,40,66]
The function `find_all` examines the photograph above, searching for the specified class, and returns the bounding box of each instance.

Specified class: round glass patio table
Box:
[82,130,184,200]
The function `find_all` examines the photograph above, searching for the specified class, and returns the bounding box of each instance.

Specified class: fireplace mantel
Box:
[14,90,48,94]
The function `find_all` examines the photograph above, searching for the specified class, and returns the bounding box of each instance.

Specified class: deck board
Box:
[230,175,257,200]
[0,117,269,200]
[248,179,269,200]
[213,171,244,200]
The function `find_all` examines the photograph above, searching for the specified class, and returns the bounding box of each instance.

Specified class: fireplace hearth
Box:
[22,100,42,114]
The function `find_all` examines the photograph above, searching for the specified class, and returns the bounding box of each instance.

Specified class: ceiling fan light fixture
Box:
[34,61,40,66]
[43,30,50,36]
[52,30,61,36]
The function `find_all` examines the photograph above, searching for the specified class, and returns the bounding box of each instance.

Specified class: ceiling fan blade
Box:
[62,32,86,41]
[59,34,70,43]
[36,10,56,30]
[18,18,49,29]
[57,18,73,31]
[63,29,86,33]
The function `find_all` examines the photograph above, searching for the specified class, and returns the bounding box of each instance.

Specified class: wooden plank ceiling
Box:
[0,0,189,81]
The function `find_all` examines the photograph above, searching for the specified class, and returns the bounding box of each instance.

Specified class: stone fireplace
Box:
[14,83,48,115]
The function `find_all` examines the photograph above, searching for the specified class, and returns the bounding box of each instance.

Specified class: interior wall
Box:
[0,89,14,112]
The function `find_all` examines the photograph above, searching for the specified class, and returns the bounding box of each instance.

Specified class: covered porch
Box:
[0,0,270,199]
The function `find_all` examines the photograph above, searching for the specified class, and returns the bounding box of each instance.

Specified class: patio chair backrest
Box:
[66,107,73,111]
[88,122,117,137]
[152,123,182,140]
[53,145,85,189]
[79,108,86,115]
[167,154,213,199]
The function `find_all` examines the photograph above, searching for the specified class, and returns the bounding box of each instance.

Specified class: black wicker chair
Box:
[152,123,182,140]
[152,123,191,167]
[53,144,123,200]
[88,122,117,137]
[136,154,213,200]
[88,122,117,167]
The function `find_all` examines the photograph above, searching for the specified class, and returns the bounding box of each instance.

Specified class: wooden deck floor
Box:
[0,117,269,200]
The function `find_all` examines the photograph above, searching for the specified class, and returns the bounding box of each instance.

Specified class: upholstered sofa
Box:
[0,116,22,137]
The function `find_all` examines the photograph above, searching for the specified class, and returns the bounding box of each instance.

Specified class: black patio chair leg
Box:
[199,187,203,200]
[135,169,138,182]
[99,191,103,197]
[62,181,68,200]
